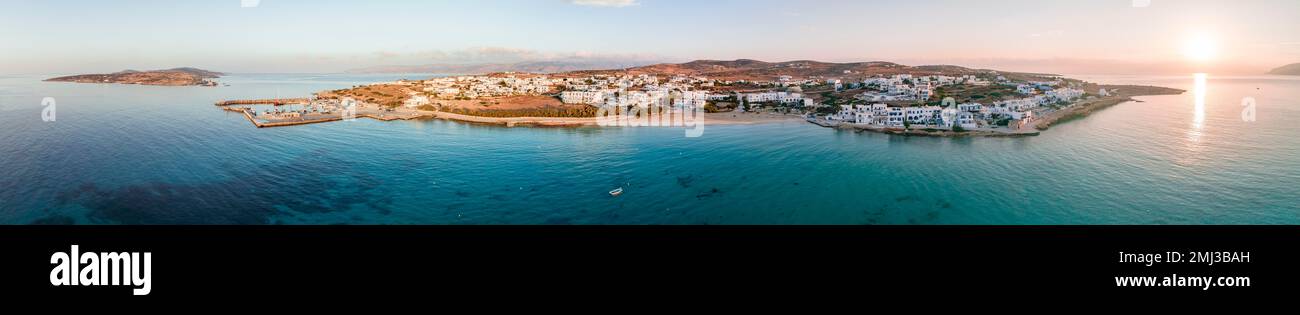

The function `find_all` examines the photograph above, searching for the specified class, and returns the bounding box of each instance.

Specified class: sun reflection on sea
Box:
[1189,73,1208,142]
[1176,73,1210,167]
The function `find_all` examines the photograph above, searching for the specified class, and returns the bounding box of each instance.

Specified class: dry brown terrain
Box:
[439,95,563,110]
[306,59,1180,123]
[318,85,571,112]
[317,84,414,107]
[562,59,1053,82]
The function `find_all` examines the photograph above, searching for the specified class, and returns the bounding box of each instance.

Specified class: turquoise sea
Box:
[1,73,1297,224]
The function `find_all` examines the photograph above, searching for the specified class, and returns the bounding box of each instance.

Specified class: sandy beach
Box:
[703,112,804,125]
[419,110,801,127]
[427,110,595,126]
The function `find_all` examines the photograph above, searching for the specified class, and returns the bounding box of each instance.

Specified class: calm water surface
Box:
[1,73,1296,224]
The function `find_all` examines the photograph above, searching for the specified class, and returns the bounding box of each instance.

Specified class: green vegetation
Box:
[704,103,721,113]
[704,101,738,113]
[814,105,839,115]
[934,84,1016,104]
[819,91,851,107]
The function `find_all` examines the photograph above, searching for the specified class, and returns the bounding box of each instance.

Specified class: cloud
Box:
[571,0,640,8]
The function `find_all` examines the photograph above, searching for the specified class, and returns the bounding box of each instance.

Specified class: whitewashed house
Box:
[956,112,978,129]
[560,91,608,104]
[1016,84,1036,95]
[404,94,430,108]
[886,107,905,127]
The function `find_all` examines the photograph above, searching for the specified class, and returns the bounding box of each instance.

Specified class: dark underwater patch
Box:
[676,175,695,188]
[55,155,393,224]
[695,187,722,199]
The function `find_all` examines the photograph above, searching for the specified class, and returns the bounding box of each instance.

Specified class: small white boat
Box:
[609,187,624,196]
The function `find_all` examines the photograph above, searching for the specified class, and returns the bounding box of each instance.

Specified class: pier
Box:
[236,109,342,128]
[232,108,431,128]
[215,98,311,106]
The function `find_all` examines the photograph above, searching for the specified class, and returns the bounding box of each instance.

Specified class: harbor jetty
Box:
[239,109,344,128]
[215,98,311,106]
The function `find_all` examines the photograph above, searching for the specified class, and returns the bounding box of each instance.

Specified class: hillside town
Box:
[373,70,1087,133]
[385,73,799,110]
[214,59,1167,135]
[825,76,1087,131]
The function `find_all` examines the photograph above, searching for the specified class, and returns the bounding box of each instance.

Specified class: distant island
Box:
[216,59,1183,136]
[1268,63,1300,75]
[45,67,223,86]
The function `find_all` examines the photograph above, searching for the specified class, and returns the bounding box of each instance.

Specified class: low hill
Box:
[166,67,224,78]
[566,59,1029,82]
[346,60,660,74]
[1268,63,1300,75]
[46,68,223,86]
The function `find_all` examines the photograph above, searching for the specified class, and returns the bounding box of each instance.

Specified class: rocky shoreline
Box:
[808,118,1039,137]
[1032,85,1185,131]
[808,84,1185,138]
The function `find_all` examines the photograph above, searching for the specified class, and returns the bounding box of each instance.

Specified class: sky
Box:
[2,0,1299,75]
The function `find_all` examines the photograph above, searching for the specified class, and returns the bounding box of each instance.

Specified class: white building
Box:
[560,91,608,105]
[404,94,430,108]
[956,112,978,129]
[832,104,879,124]
[1046,88,1084,102]
[744,92,805,104]
[886,107,905,127]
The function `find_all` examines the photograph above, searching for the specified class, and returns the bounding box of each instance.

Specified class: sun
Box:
[1182,32,1218,62]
